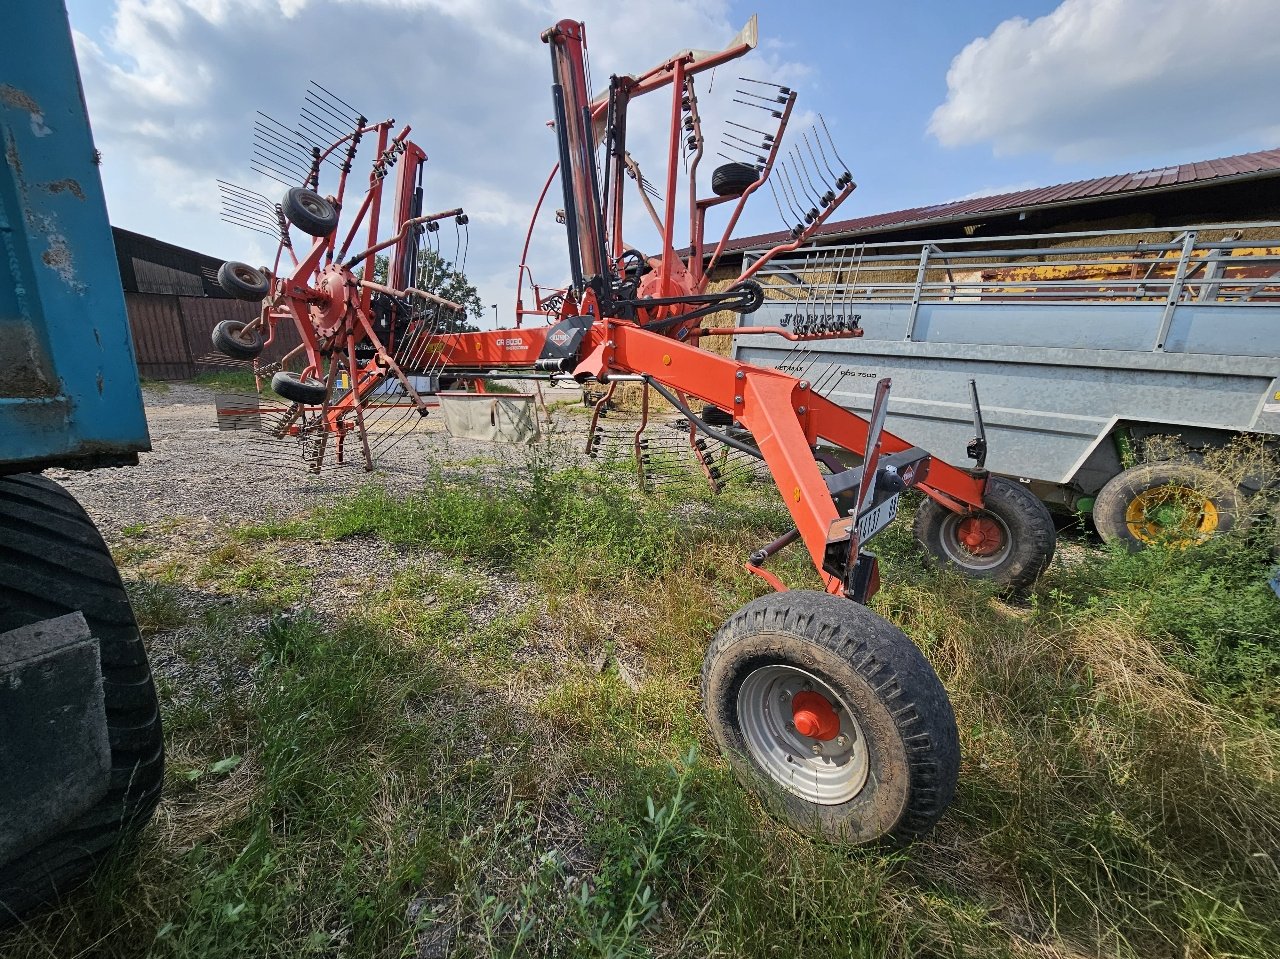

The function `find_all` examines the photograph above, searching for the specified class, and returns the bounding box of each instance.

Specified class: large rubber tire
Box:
[711,162,759,197]
[702,591,959,845]
[217,261,270,301]
[282,187,339,238]
[271,371,328,405]
[211,319,264,361]
[1092,462,1241,550]
[913,476,1056,591]
[0,474,164,925]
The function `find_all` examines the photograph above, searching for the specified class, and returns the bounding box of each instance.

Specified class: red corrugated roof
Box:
[719,146,1280,256]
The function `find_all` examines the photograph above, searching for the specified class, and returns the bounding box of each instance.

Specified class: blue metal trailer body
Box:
[1,1,149,474]
[733,229,1280,510]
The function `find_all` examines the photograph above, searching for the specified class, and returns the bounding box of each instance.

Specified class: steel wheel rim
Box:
[1125,485,1218,544]
[737,664,869,805]
[938,510,1012,569]
[299,193,330,218]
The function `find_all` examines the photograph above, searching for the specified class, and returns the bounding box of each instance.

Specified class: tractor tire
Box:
[1092,462,1241,550]
[0,474,163,925]
[217,261,270,302]
[211,319,264,361]
[711,162,759,197]
[282,187,339,238]
[271,371,328,405]
[913,476,1056,591]
[701,590,959,845]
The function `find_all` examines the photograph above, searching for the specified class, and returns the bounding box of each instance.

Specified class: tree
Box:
[372,249,483,333]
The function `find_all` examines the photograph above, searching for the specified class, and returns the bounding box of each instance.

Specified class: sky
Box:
[65,0,1280,328]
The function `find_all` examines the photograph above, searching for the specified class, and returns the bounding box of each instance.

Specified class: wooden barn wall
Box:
[125,293,304,380]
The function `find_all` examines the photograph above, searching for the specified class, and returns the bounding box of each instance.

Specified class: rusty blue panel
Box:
[0,0,150,472]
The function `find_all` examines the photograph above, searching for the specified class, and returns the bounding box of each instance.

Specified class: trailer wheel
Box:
[217,261,270,301]
[271,370,328,405]
[1092,462,1240,549]
[0,474,163,925]
[282,187,339,237]
[211,319,264,360]
[701,590,958,845]
[913,476,1055,591]
[711,162,760,197]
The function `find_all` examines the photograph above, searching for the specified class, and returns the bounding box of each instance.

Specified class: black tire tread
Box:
[211,319,264,361]
[701,590,959,843]
[1092,462,1241,549]
[711,162,759,197]
[913,476,1056,591]
[0,475,163,926]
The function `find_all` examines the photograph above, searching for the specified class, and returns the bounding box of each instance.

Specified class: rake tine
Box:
[817,115,854,186]
[299,103,349,140]
[721,141,767,164]
[811,116,842,184]
[309,80,361,120]
[250,161,300,189]
[788,151,822,211]
[732,97,783,118]
[738,76,792,95]
[736,88,788,106]
[802,132,836,204]
[778,160,814,224]
[304,91,360,132]
[794,146,825,210]
[766,178,798,235]
[253,122,311,162]
[727,119,775,142]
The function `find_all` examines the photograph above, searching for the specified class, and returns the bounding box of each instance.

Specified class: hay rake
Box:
[213,16,1058,844]
[211,83,473,471]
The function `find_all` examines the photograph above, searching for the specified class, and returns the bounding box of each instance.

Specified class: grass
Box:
[4,461,1279,958]
[192,369,262,394]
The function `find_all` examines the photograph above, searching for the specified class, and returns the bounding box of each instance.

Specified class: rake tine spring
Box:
[738,77,791,95]
[727,119,775,142]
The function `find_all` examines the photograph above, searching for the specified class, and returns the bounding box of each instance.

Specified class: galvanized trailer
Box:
[732,225,1280,549]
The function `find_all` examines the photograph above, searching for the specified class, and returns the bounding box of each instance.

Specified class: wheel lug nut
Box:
[810,743,822,755]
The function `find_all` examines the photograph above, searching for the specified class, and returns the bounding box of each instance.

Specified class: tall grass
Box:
[4,464,1278,958]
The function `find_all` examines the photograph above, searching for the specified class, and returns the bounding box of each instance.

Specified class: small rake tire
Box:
[701,590,959,845]
[217,261,270,301]
[282,187,339,238]
[271,371,327,406]
[0,474,163,926]
[211,319,264,361]
[1092,462,1240,550]
[913,476,1055,591]
[711,162,760,197]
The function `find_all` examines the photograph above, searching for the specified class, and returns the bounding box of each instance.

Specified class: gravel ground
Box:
[49,383,587,541]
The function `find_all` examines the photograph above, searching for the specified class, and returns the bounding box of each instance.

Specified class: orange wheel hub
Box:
[956,516,1004,556]
[792,690,840,741]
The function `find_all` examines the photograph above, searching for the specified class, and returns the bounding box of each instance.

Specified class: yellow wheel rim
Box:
[1124,485,1219,545]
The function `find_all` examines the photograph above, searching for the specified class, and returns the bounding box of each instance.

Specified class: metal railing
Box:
[744,222,1280,307]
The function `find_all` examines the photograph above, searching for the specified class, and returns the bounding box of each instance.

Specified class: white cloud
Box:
[928,0,1280,161]
[69,0,801,319]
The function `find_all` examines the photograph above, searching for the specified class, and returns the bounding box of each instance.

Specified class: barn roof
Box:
[719,146,1280,256]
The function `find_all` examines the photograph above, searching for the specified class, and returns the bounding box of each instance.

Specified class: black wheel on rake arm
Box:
[701,590,959,845]
[912,476,1055,591]
[711,162,760,197]
[211,319,264,360]
[271,371,328,405]
[282,187,339,238]
[217,261,270,301]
